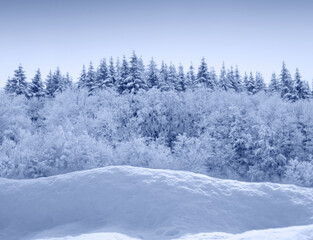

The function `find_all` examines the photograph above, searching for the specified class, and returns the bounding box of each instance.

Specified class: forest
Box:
[1,52,313,187]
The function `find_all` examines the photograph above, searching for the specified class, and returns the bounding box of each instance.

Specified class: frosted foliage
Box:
[1,88,313,187]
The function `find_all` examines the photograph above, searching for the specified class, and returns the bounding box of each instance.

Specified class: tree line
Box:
[4,52,312,101]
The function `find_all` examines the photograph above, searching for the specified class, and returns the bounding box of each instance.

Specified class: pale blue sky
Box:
[1,0,313,86]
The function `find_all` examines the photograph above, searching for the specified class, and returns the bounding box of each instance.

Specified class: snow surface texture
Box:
[1,166,313,240]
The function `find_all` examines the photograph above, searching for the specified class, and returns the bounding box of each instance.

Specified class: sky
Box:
[1,0,313,86]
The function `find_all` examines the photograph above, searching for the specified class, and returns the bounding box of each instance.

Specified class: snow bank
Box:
[1,166,313,240]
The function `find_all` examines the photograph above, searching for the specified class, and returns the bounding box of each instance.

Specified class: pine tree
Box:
[45,68,63,97]
[29,69,45,98]
[167,63,178,91]
[159,61,170,91]
[176,64,186,91]
[5,65,28,96]
[86,62,96,93]
[219,62,228,91]
[234,66,242,92]
[196,58,211,89]
[280,62,296,101]
[246,72,255,94]
[146,58,159,88]
[185,64,195,89]
[268,73,281,93]
[243,72,249,92]
[109,57,116,86]
[62,72,73,90]
[120,52,146,94]
[227,66,239,92]
[294,68,309,100]
[117,56,130,93]
[77,65,87,89]
[95,59,112,90]
[115,58,121,89]
[254,72,266,93]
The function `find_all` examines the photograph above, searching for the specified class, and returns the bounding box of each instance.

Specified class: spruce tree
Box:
[234,66,242,92]
[86,62,96,93]
[294,68,309,100]
[254,72,266,93]
[29,69,45,98]
[95,59,112,90]
[243,72,249,92]
[120,52,146,94]
[186,64,196,89]
[146,58,159,88]
[5,65,28,96]
[227,66,239,92]
[280,62,295,101]
[176,64,186,91]
[268,73,280,93]
[45,68,63,97]
[109,57,116,86]
[196,58,211,89]
[219,62,228,91]
[167,63,178,91]
[77,65,87,89]
[159,61,169,91]
[247,72,255,94]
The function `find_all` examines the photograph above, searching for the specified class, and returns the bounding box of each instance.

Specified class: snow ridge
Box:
[1,166,313,240]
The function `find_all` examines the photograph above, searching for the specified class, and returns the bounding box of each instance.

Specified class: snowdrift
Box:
[1,166,313,240]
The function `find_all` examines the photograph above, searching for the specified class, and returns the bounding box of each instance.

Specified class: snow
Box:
[1,166,313,240]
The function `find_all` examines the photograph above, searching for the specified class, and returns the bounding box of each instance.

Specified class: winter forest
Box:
[1,52,313,187]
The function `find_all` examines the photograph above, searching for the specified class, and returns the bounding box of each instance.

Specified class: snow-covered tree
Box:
[280,62,296,101]
[94,59,112,90]
[268,73,280,94]
[196,58,212,89]
[294,68,309,100]
[77,65,87,89]
[254,72,266,93]
[146,58,159,88]
[186,64,196,89]
[5,65,28,96]
[219,62,228,91]
[176,64,186,91]
[29,69,45,98]
[119,52,146,94]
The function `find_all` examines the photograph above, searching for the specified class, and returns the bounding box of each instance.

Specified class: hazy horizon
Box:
[1,0,313,86]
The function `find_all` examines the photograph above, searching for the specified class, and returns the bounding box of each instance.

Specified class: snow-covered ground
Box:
[1,166,313,240]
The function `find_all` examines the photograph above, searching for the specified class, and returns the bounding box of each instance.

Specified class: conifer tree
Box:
[167,63,178,91]
[176,64,186,91]
[95,59,112,90]
[117,56,130,93]
[268,73,281,93]
[219,62,228,91]
[243,72,249,92]
[119,52,146,94]
[254,72,266,93]
[159,61,169,91]
[45,68,63,97]
[86,62,96,93]
[186,64,196,89]
[29,69,45,98]
[5,65,28,96]
[146,58,159,88]
[246,72,255,94]
[227,66,239,92]
[234,66,242,92]
[109,57,116,86]
[280,62,295,101]
[196,58,211,89]
[77,65,87,89]
[294,68,309,100]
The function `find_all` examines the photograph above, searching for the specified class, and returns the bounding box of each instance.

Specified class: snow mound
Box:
[1,166,313,240]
